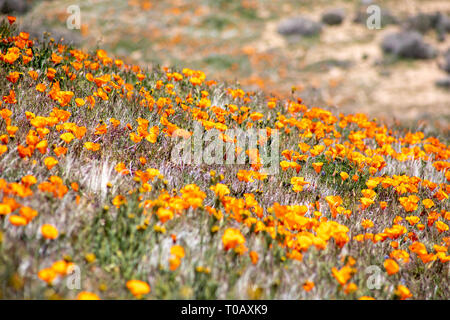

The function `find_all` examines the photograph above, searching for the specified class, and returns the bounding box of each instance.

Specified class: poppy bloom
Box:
[112,195,127,208]
[360,197,374,210]
[340,172,349,181]
[126,280,150,297]
[169,246,185,271]
[6,71,20,83]
[361,219,374,229]
[77,292,100,300]
[19,207,38,222]
[41,224,58,240]
[156,208,173,223]
[383,259,399,275]
[312,162,323,174]
[75,98,85,107]
[115,163,130,175]
[395,285,412,300]
[38,268,57,284]
[169,256,181,271]
[44,157,58,170]
[7,16,16,25]
[422,199,434,209]
[249,251,259,265]
[303,281,314,292]
[60,132,75,143]
[405,216,420,226]
[331,266,355,286]
[210,183,230,198]
[84,142,100,151]
[344,283,358,294]
[170,245,185,259]
[291,177,309,192]
[435,221,449,233]
[9,215,27,226]
[222,228,246,251]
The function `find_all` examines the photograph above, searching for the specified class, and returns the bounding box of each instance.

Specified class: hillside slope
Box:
[0,19,449,300]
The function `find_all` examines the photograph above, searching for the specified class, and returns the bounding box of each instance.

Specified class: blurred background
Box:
[3,0,450,133]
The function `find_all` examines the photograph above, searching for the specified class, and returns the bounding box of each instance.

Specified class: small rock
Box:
[404,12,440,33]
[436,13,450,41]
[404,12,450,41]
[0,0,30,14]
[381,31,436,59]
[277,16,322,37]
[435,76,450,88]
[443,49,450,73]
[321,8,345,26]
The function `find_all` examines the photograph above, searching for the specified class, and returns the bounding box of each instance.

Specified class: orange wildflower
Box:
[9,215,27,226]
[303,281,315,292]
[312,162,323,173]
[249,251,259,265]
[44,157,58,170]
[41,224,58,240]
[126,280,150,297]
[77,292,101,300]
[222,228,246,251]
[383,259,399,275]
[395,285,412,300]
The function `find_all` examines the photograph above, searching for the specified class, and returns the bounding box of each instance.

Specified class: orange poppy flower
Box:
[312,162,323,173]
[9,215,27,226]
[291,177,309,192]
[44,157,58,170]
[340,172,349,181]
[84,142,100,151]
[77,292,101,300]
[41,224,58,240]
[7,16,16,25]
[126,280,150,297]
[38,268,57,284]
[383,259,399,275]
[60,132,75,143]
[303,281,315,292]
[222,228,246,251]
[395,285,412,300]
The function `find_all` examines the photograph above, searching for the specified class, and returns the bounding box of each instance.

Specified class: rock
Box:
[321,8,345,26]
[435,76,450,88]
[277,16,322,37]
[381,31,436,59]
[354,7,398,26]
[404,12,440,33]
[443,49,450,73]
[404,12,450,41]
[0,0,30,14]
[435,13,450,42]
[438,14,450,32]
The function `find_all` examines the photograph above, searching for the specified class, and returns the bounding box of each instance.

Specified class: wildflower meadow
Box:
[0,15,448,301]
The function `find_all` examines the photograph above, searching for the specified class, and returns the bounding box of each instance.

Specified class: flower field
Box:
[0,17,448,300]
